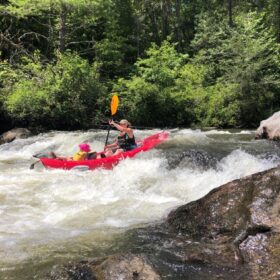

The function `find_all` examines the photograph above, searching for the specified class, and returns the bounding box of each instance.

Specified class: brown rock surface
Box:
[165,166,280,279]
[46,254,160,280]
[92,254,160,280]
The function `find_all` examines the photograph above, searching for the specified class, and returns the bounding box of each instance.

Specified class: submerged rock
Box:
[46,254,160,280]
[92,254,160,280]
[256,111,280,140]
[167,149,218,170]
[47,166,280,279]
[0,127,32,144]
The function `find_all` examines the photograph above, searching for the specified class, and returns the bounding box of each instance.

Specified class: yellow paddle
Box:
[111,94,119,116]
[105,94,119,147]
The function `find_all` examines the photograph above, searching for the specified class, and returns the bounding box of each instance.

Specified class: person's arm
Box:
[109,120,134,137]
[104,141,118,150]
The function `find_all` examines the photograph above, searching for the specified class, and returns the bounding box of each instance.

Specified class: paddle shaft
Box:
[104,123,112,147]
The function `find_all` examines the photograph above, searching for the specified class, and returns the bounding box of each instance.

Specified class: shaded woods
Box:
[0,0,280,131]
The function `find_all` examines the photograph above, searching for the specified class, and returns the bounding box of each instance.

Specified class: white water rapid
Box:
[0,129,279,279]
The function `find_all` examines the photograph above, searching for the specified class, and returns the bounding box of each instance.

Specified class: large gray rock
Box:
[165,166,280,279]
[131,167,280,279]
[0,128,32,144]
[256,111,280,140]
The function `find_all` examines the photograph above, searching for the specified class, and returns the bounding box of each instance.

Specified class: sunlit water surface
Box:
[0,128,279,279]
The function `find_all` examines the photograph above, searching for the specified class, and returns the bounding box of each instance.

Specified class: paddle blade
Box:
[30,160,40,170]
[111,94,119,116]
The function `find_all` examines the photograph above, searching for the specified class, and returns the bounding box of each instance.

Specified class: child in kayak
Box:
[50,143,97,160]
[104,119,137,156]
[73,143,94,160]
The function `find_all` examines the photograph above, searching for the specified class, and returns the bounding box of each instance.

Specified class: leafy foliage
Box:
[0,1,280,129]
[114,41,187,126]
[2,52,106,129]
[191,12,280,127]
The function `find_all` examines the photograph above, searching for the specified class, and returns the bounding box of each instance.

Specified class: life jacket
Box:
[117,133,136,150]
[72,151,87,161]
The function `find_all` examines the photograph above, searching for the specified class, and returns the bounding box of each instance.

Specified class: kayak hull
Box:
[39,131,169,170]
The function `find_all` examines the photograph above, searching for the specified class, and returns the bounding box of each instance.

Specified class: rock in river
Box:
[0,127,32,144]
[256,111,280,140]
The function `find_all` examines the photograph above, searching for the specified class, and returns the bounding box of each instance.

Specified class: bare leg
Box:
[114,148,124,155]
[49,152,69,160]
[105,149,113,157]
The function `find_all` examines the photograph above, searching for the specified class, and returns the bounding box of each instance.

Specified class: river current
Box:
[0,128,279,279]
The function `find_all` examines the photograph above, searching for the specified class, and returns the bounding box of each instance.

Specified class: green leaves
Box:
[114,41,190,126]
[1,1,280,130]
[136,41,187,88]
[3,52,106,129]
[191,12,280,127]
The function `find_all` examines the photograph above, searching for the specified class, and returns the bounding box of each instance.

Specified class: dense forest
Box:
[0,0,280,131]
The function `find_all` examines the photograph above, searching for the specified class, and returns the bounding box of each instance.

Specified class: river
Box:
[0,128,279,279]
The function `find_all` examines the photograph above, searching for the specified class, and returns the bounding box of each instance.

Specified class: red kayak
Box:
[40,131,169,170]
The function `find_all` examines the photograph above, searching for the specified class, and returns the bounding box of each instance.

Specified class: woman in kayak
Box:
[104,119,137,156]
[50,143,97,160]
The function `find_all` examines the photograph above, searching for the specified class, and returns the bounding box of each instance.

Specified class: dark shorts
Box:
[124,144,137,151]
[87,152,97,159]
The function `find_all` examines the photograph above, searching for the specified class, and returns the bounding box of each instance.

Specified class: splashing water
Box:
[0,129,279,278]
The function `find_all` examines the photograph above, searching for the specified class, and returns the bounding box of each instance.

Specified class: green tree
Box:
[263,0,280,42]
[192,12,280,127]
[136,40,187,88]
[0,0,109,61]
[115,41,187,126]
[2,52,106,129]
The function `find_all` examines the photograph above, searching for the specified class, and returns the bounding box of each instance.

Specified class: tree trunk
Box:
[59,3,67,53]
[135,11,140,57]
[277,0,280,42]
[228,0,234,27]
[175,0,183,51]
[147,4,160,44]
[47,3,54,56]
[161,0,169,39]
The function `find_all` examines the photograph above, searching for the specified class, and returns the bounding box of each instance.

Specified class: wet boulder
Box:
[46,254,160,280]
[166,166,280,279]
[256,111,280,140]
[167,149,218,170]
[0,128,32,144]
[91,254,160,280]
[239,232,280,280]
